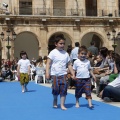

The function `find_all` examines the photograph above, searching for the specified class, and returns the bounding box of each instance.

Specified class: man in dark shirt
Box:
[88,41,98,56]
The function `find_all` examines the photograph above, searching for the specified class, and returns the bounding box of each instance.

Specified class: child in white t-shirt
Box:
[73,47,96,108]
[46,34,75,110]
[17,51,31,93]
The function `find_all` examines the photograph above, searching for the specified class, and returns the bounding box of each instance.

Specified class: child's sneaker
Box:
[22,89,25,93]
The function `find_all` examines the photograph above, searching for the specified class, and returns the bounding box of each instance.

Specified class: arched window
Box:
[85,0,97,16]
[53,0,65,16]
[19,0,32,15]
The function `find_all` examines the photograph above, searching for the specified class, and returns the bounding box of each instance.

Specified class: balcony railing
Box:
[14,7,51,16]
[13,7,86,16]
[1,7,119,17]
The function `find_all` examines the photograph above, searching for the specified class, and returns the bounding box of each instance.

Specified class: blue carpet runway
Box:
[0,82,120,120]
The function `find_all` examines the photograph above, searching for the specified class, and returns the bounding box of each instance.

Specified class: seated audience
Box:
[43,56,47,66]
[87,51,95,90]
[99,53,120,102]
[35,56,46,83]
[30,60,36,80]
[98,51,115,93]
[93,47,109,95]
[11,60,18,80]
[1,65,13,81]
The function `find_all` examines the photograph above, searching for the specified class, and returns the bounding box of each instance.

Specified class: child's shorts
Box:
[75,78,92,99]
[20,73,29,85]
[51,75,67,96]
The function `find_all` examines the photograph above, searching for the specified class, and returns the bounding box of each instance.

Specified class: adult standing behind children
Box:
[88,41,98,57]
[69,42,80,89]
[73,47,96,108]
[17,51,31,93]
[67,44,72,56]
[45,34,75,110]
[70,42,80,63]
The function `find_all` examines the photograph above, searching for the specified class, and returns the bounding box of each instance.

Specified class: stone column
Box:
[39,26,48,56]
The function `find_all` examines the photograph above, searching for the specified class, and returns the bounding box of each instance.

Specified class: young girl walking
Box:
[17,51,31,93]
[45,34,75,110]
[73,47,96,108]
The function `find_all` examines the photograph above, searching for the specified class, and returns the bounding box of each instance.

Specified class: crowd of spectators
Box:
[0,56,47,83]
[0,58,18,81]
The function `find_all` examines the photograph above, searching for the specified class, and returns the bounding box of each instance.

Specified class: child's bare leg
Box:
[53,95,58,108]
[75,97,80,108]
[21,85,25,93]
[60,96,67,110]
[88,98,93,107]
[25,83,28,92]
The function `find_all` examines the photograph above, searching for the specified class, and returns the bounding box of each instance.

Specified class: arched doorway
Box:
[81,32,102,50]
[48,32,72,53]
[14,32,39,60]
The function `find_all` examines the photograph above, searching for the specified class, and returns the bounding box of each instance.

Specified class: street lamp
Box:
[107,29,120,53]
[0,29,16,60]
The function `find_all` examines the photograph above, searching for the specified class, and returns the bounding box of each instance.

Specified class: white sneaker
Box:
[22,90,25,93]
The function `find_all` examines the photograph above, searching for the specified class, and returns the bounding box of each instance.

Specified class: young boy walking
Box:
[73,47,96,108]
[46,34,75,110]
[17,51,31,93]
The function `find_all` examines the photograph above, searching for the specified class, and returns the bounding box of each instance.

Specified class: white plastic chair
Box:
[35,67,45,84]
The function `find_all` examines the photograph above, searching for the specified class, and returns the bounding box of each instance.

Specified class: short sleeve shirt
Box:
[108,74,120,87]
[17,59,31,73]
[48,49,70,76]
[70,47,79,60]
[73,59,91,78]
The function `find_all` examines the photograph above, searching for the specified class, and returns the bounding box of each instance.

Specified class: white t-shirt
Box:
[17,59,31,73]
[48,49,70,76]
[108,74,120,87]
[70,47,79,60]
[73,59,91,78]
[36,67,45,75]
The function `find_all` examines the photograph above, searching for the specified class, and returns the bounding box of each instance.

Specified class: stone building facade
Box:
[0,0,120,60]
